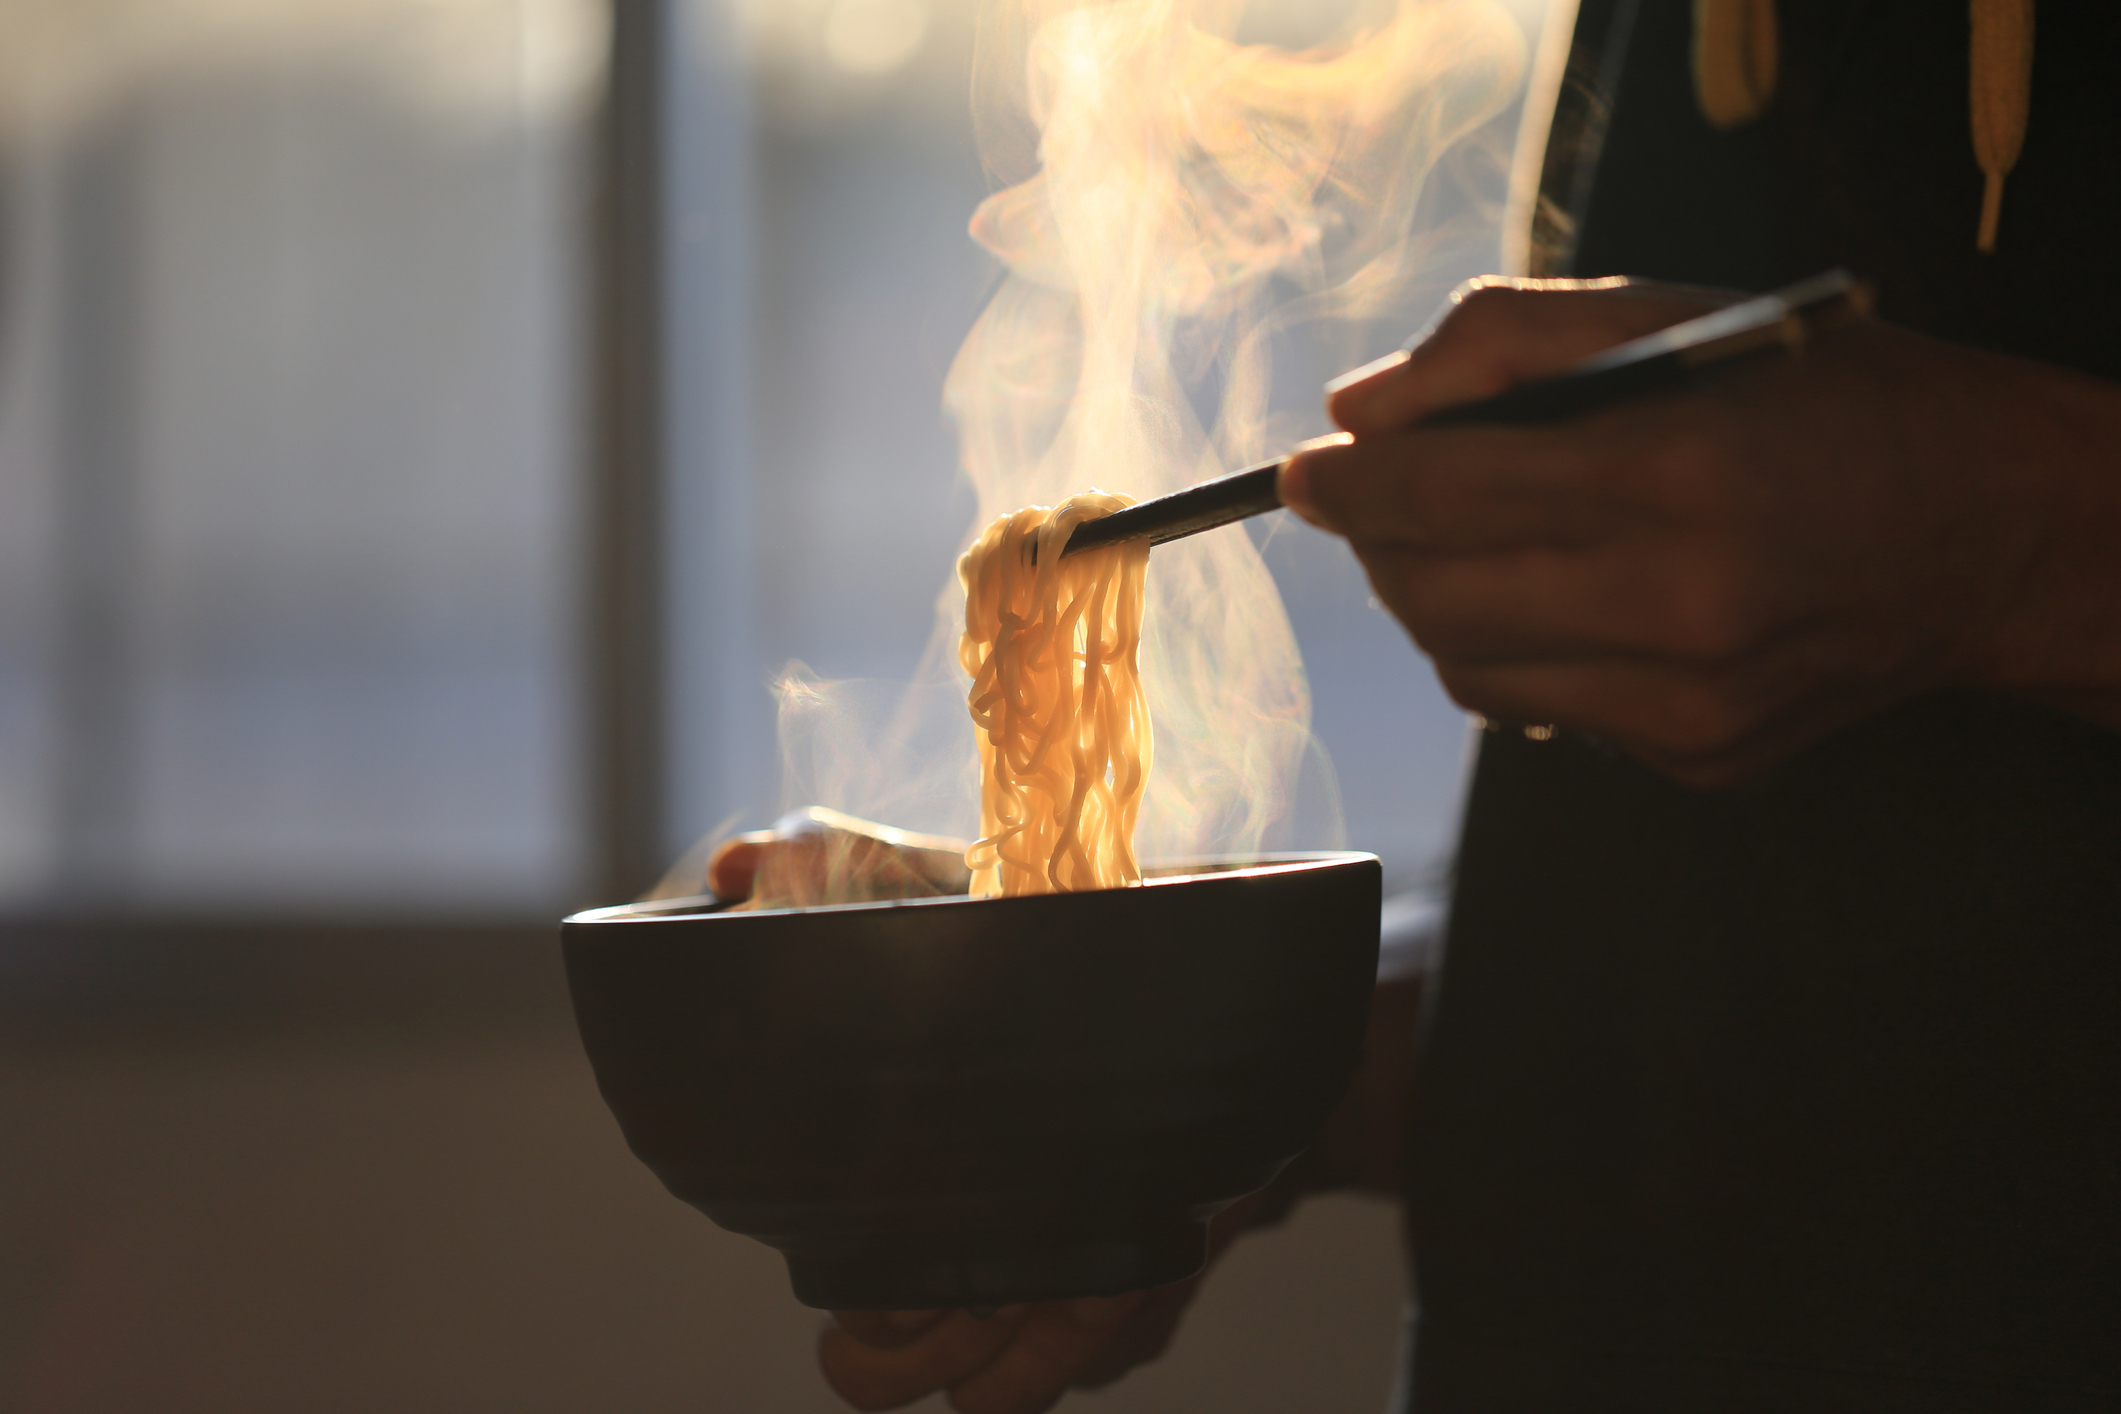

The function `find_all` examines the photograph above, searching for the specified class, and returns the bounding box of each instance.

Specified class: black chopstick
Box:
[1054,268,1869,561]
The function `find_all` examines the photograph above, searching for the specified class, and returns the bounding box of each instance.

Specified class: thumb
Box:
[1326,276,1705,435]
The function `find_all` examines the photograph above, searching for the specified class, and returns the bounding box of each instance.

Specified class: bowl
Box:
[561,851,1381,1310]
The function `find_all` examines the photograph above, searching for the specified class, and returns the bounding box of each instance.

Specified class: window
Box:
[0,0,602,917]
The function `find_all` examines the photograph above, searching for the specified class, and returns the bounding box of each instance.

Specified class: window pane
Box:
[0,0,604,914]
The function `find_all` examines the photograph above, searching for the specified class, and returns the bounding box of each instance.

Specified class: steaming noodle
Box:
[959,493,1151,896]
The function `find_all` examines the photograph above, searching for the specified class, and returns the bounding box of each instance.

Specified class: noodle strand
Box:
[957,493,1152,896]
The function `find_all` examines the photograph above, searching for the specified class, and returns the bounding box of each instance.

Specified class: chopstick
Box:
[1052,268,1870,561]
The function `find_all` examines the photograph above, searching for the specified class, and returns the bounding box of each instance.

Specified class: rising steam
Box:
[774,0,1523,870]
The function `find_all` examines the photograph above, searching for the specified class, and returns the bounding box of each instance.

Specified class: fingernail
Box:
[1323,347,1409,396]
[1066,1293,1144,1327]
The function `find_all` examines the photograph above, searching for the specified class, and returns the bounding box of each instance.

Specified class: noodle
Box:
[958,493,1152,897]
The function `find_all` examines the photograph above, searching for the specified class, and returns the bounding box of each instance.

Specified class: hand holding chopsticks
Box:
[1052,269,1868,561]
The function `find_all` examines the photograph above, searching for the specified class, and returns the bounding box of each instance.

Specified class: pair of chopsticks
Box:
[1050,268,1870,562]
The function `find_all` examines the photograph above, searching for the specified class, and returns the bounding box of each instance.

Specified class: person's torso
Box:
[1404,4,2121,1409]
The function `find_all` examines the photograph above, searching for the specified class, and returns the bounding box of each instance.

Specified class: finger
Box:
[1069,1282,1198,1390]
[1279,428,1624,554]
[1069,1189,1263,1390]
[706,832,772,901]
[818,1306,1029,1412]
[1355,540,1784,668]
[945,1292,1149,1414]
[830,1309,947,1351]
[1439,634,1925,790]
[1326,278,1728,435]
[1431,654,1825,787]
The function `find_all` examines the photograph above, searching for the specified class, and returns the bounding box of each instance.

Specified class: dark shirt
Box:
[1403,3,2121,1410]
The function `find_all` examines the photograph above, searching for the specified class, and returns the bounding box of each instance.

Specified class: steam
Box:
[776,0,1523,870]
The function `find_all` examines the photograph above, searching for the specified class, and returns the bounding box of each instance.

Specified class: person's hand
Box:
[1281,276,2121,786]
[811,944,1431,1412]
[704,807,972,907]
[816,1194,1264,1414]
[818,1293,1168,1414]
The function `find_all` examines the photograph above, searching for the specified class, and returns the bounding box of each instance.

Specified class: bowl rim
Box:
[563,849,1381,928]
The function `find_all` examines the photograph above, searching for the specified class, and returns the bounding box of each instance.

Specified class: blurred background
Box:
[0,0,1540,1407]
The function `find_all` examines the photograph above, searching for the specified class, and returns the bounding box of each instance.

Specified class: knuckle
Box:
[1449,276,1515,306]
[1442,281,1527,334]
[1444,275,1505,310]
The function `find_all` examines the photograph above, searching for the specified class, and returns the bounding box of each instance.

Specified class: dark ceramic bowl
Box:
[561,851,1380,1310]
